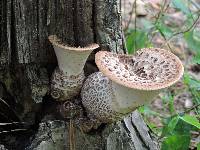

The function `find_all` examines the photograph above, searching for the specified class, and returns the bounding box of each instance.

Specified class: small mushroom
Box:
[81,48,184,123]
[49,35,99,101]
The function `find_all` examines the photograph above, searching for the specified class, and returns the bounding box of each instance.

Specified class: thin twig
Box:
[0,97,19,121]
[0,129,28,134]
[163,0,171,12]
[161,14,200,48]
[124,2,135,32]
[69,119,75,150]
[189,0,200,10]
[170,103,200,118]
[0,122,32,126]
[134,0,137,53]
[120,0,127,53]
[149,0,170,44]
[184,103,200,114]
[157,104,200,140]
[154,0,169,25]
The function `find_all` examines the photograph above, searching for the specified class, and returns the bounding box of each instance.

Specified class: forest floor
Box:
[122,0,200,149]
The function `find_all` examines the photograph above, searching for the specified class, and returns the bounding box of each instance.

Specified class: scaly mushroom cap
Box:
[81,72,122,122]
[51,68,85,101]
[95,48,184,90]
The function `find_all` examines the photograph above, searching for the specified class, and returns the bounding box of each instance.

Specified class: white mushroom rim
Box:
[48,35,99,52]
[95,48,184,91]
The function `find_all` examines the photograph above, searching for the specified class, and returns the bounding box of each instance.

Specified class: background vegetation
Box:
[122,0,200,149]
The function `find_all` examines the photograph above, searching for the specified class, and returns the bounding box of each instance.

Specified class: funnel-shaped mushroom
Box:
[49,35,99,101]
[81,48,184,123]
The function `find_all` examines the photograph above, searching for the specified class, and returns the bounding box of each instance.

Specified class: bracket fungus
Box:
[81,48,184,123]
[49,35,99,101]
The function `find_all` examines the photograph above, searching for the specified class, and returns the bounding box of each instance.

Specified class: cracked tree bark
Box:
[0,0,159,149]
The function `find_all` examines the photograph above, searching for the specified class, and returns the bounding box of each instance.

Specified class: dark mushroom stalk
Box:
[49,35,99,101]
[81,48,184,123]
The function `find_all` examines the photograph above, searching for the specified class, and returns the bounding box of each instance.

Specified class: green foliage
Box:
[126,29,151,54]
[155,21,173,39]
[161,116,179,137]
[160,115,200,150]
[172,0,191,15]
[184,30,200,53]
[140,19,154,31]
[171,115,198,135]
[180,115,200,129]
[125,0,200,149]
[184,73,200,90]
[161,134,190,150]
[138,105,161,116]
[198,142,200,150]
[158,73,200,150]
[193,53,200,64]
[184,73,200,114]
[162,92,176,115]
[173,117,193,135]
[138,69,200,150]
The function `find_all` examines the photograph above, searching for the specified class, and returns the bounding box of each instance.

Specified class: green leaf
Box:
[180,115,200,129]
[183,73,200,111]
[169,94,175,114]
[161,134,190,150]
[156,22,173,39]
[172,0,191,15]
[197,142,200,150]
[193,28,200,42]
[184,73,200,89]
[161,116,179,137]
[138,105,160,116]
[126,30,151,54]
[193,53,200,64]
[141,19,154,31]
[184,31,200,53]
[174,118,193,135]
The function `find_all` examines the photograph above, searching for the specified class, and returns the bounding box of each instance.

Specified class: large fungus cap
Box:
[48,35,99,51]
[95,48,184,90]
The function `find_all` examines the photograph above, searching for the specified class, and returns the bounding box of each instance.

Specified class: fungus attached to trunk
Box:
[81,48,184,123]
[49,35,99,101]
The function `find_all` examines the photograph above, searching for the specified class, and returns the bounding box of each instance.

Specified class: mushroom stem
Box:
[49,35,99,76]
[48,35,99,101]
[54,45,92,75]
[111,81,159,114]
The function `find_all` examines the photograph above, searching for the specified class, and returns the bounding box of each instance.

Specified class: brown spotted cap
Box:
[95,48,184,90]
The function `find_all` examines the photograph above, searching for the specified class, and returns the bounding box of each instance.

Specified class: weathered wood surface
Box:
[0,0,159,149]
[0,0,10,65]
